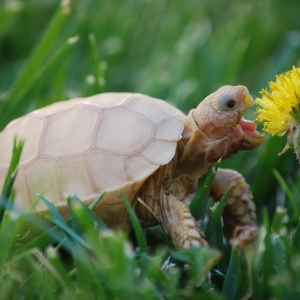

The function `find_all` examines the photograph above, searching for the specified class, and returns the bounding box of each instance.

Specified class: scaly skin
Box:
[210,168,258,246]
[136,85,264,250]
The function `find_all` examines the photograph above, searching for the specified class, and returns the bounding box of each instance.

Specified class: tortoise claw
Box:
[230,225,259,247]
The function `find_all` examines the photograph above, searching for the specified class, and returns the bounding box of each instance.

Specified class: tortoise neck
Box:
[173,110,228,181]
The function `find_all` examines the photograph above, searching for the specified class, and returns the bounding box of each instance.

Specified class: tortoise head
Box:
[192,85,264,158]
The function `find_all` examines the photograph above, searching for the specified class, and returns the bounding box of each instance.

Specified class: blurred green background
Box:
[1,0,300,220]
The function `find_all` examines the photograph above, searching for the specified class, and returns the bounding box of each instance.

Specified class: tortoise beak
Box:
[228,119,264,150]
[228,91,265,150]
[239,117,265,149]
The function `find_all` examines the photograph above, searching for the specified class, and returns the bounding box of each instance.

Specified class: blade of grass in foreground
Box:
[120,190,148,251]
[205,185,231,241]
[261,209,273,290]
[273,169,299,223]
[46,215,91,250]
[0,138,24,223]
[222,249,241,299]
[189,159,221,218]
[69,194,108,230]
[18,193,108,253]
[172,247,221,286]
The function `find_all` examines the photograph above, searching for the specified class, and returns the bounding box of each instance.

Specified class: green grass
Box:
[1,0,300,298]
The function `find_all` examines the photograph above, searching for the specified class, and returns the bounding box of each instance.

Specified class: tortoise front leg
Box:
[210,168,258,246]
[136,163,207,250]
[159,192,208,249]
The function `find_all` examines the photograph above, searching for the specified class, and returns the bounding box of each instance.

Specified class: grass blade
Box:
[45,246,73,290]
[0,2,22,37]
[120,190,147,251]
[222,249,241,299]
[189,159,221,218]
[88,192,105,211]
[46,215,91,250]
[292,217,300,249]
[271,206,287,233]
[16,225,65,253]
[273,169,298,222]
[67,197,82,236]
[0,1,71,128]
[0,138,24,223]
[205,185,231,241]
[261,209,273,290]
[172,247,221,286]
[9,36,79,113]
[86,33,106,95]
[39,195,66,225]
[68,195,108,230]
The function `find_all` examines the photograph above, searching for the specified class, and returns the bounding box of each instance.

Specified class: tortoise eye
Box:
[220,95,238,111]
[226,99,236,109]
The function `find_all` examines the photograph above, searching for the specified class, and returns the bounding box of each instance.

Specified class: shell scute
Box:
[155,117,185,141]
[42,106,99,158]
[0,171,6,195]
[14,170,31,209]
[58,157,96,200]
[26,159,60,211]
[127,155,157,182]
[0,116,45,169]
[142,140,177,165]
[95,108,153,154]
[84,93,132,108]
[32,98,83,117]
[124,94,186,123]
[86,152,129,192]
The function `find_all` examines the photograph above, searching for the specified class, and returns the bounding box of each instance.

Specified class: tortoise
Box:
[0,85,264,249]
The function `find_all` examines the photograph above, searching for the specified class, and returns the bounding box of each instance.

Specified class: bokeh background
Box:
[1,0,300,220]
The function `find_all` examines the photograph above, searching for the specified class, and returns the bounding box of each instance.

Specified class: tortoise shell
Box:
[0,93,185,225]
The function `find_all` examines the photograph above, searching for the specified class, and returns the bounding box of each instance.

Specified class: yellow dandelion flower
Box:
[255,66,300,136]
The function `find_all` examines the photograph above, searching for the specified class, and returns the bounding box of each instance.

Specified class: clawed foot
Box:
[174,209,209,250]
[229,225,259,247]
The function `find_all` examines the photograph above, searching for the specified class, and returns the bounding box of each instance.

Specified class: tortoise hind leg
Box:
[210,168,258,246]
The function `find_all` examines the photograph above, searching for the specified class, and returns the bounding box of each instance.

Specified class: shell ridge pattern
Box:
[26,115,48,121]
[79,103,104,112]
[123,106,157,125]
[30,101,82,118]
[140,153,160,166]
[39,118,49,164]
[84,155,101,193]
[24,170,34,208]
[91,110,103,150]
[85,93,134,109]
[124,157,131,182]
[152,138,177,144]
[56,160,65,202]
[162,109,186,121]
[91,135,156,158]
[31,153,91,164]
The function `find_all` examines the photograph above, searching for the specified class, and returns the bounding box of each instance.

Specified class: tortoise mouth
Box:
[228,117,264,149]
[239,117,262,137]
